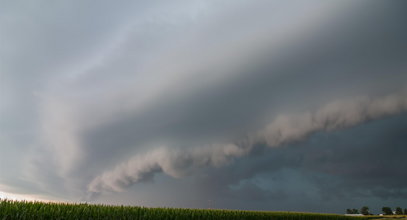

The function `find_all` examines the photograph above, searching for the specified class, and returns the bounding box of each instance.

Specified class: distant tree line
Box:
[346,206,407,215]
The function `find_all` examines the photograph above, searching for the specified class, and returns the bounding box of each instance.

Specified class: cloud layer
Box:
[1,0,407,213]
[88,92,407,194]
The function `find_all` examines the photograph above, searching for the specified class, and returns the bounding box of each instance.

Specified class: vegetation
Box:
[360,207,370,215]
[0,200,368,220]
[347,206,407,216]
[395,207,402,215]
[382,207,393,215]
[346,209,360,214]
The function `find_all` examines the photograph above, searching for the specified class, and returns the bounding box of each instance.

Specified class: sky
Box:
[1,0,407,214]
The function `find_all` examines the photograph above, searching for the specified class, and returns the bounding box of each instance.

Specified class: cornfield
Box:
[0,200,368,220]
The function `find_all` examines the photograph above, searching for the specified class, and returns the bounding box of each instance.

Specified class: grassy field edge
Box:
[0,199,370,220]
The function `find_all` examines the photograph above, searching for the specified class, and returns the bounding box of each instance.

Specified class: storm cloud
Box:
[1,0,407,213]
[88,92,407,194]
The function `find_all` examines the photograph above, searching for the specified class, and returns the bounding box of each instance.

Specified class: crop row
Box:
[0,200,367,220]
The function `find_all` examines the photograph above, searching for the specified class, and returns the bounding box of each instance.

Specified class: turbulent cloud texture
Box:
[1,0,407,213]
[88,92,407,194]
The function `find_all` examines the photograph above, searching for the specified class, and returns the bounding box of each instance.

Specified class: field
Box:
[368,216,407,220]
[0,200,369,220]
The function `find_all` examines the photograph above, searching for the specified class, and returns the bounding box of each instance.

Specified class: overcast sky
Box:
[1,0,407,214]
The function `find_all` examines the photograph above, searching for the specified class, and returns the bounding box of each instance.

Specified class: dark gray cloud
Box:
[1,0,407,213]
[232,114,407,213]
[87,93,407,195]
[97,114,407,213]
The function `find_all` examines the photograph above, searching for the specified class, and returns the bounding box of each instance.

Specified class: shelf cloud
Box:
[87,92,407,195]
[1,0,407,213]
